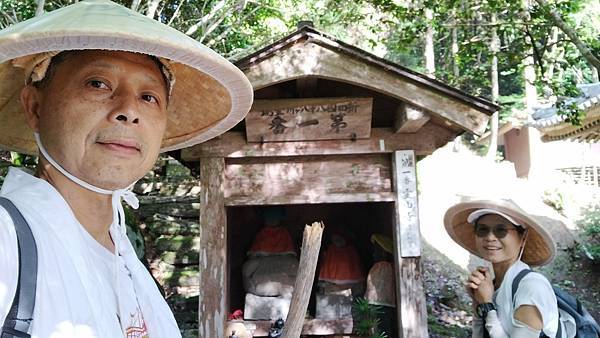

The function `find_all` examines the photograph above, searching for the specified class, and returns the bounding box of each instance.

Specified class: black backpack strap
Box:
[511,268,532,301]
[0,197,37,338]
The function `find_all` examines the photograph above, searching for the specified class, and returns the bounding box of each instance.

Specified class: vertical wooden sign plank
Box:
[391,150,428,338]
[198,157,228,338]
[393,150,421,257]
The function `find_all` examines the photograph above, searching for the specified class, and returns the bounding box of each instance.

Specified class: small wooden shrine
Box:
[177,24,498,337]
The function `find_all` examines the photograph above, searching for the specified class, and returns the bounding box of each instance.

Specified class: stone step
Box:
[135,179,200,197]
[145,214,199,236]
[159,250,199,265]
[139,195,199,204]
[181,329,199,338]
[153,263,199,288]
[154,235,199,253]
[137,198,200,218]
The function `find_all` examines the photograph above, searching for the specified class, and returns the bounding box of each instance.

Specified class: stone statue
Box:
[365,234,397,337]
[316,228,364,319]
[242,207,298,320]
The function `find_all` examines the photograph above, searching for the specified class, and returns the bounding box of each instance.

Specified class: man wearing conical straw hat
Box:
[0,1,253,337]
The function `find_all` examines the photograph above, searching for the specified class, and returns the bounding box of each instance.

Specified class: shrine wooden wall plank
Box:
[181,125,455,160]
[198,157,228,338]
[223,154,392,202]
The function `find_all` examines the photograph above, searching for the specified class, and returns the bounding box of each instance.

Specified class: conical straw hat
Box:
[0,0,253,154]
[444,199,556,266]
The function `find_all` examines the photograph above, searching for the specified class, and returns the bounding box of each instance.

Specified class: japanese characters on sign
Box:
[245,97,373,142]
[393,150,421,257]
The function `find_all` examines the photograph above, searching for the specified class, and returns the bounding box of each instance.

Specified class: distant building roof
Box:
[530,83,600,142]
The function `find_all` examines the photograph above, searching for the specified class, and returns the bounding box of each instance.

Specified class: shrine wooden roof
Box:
[235,24,499,136]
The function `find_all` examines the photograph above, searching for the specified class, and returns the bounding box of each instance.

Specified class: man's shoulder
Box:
[0,202,18,246]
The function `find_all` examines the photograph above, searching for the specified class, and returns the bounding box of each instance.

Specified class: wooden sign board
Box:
[245,97,373,142]
[392,150,421,257]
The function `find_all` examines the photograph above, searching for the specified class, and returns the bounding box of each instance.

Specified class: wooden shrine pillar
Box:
[198,157,228,338]
[391,150,429,338]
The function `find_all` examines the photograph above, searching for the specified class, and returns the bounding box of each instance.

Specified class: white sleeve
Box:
[0,206,19,326]
[472,317,484,338]
[484,311,542,338]
[485,310,509,338]
[512,273,559,335]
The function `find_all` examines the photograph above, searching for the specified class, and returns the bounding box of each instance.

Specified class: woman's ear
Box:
[20,85,41,132]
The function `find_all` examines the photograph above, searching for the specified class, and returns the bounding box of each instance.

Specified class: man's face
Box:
[22,50,168,189]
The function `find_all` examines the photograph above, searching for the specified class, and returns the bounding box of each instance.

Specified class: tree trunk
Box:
[592,65,599,82]
[146,0,161,19]
[35,0,45,16]
[522,0,538,112]
[487,13,499,161]
[534,0,600,72]
[130,0,142,12]
[424,8,436,78]
[451,10,459,79]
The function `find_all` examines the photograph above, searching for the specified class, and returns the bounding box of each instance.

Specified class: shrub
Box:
[578,203,600,260]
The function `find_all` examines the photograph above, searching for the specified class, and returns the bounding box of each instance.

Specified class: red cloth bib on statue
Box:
[248,226,296,255]
[318,244,364,284]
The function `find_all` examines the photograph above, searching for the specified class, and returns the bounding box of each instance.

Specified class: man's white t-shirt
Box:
[0,167,180,338]
[81,227,149,338]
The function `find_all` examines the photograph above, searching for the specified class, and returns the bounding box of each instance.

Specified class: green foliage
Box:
[124,205,146,260]
[556,101,586,126]
[353,297,388,338]
[542,187,568,214]
[2,0,599,127]
[427,312,468,337]
[579,203,600,260]
[0,151,38,186]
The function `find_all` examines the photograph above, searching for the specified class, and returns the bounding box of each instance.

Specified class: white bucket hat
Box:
[0,0,253,154]
[444,199,556,266]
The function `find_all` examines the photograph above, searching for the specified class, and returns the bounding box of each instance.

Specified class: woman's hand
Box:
[465,267,494,305]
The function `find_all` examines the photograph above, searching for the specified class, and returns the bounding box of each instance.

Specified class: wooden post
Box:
[198,157,228,338]
[282,222,325,338]
[391,150,428,338]
[394,103,431,134]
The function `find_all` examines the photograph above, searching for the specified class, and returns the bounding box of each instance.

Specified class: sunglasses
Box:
[474,225,520,239]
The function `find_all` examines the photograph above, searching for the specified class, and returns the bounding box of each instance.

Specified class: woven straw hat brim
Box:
[0,0,253,154]
[443,199,556,266]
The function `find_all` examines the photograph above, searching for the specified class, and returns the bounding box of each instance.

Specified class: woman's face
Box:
[474,214,524,264]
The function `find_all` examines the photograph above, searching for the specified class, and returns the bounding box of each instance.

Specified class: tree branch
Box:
[205,5,261,47]
[166,0,186,26]
[533,0,600,71]
[185,0,228,36]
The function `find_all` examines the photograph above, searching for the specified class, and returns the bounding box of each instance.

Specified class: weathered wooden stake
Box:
[281,222,324,338]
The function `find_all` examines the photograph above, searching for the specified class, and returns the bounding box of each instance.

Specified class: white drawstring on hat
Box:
[517,229,529,262]
[34,131,137,333]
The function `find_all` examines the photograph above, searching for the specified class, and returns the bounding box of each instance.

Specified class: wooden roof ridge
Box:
[235,25,499,115]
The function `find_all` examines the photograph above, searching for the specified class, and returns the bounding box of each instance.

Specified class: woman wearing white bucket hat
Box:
[0,1,253,337]
[444,199,573,338]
